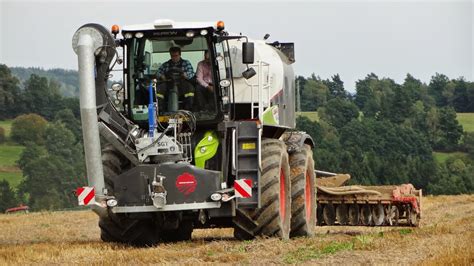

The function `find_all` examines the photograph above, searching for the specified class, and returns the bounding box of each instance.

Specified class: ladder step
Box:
[238,136,258,139]
[237,169,258,173]
[237,153,258,156]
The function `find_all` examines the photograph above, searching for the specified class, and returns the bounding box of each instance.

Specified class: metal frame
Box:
[111,202,221,213]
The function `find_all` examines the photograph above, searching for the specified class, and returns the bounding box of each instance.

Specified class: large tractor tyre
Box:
[233,139,292,240]
[99,144,159,246]
[102,144,130,195]
[99,212,159,246]
[160,220,194,242]
[289,144,316,237]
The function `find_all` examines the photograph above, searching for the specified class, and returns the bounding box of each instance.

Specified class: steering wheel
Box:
[166,66,184,81]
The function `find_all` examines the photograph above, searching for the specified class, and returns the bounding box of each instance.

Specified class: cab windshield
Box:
[127,35,218,122]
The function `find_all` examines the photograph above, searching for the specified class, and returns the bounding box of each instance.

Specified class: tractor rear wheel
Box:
[99,144,160,246]
[233,139,291,240]
[289,144,316,237]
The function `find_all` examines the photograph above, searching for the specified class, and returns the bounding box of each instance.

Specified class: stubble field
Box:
[0,195,473,264]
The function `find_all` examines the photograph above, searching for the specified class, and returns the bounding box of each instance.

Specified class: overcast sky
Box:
[0,0,472,91]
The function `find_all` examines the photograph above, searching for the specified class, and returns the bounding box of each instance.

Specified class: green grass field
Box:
[0,144,24,188]
[0,120,13,138]
[0,144,24,167]
[433,152,468,164]
[0,172,23,188]
[297,112,319,122]
[457,113,474,133]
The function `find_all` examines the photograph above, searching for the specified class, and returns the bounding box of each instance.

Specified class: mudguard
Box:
[281,131,314,154]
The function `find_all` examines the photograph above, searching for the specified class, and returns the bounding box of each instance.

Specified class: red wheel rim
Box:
[280,167,286,223]
[305,170,312,221]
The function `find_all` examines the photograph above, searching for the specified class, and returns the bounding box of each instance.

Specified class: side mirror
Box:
[242,68,256,79]
[242,42,254,64]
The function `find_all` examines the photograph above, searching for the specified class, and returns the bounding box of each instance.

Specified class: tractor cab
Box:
[120,20,241,128]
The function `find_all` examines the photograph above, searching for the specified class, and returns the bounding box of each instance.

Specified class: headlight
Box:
[111,83,123,91]
[210,193,222,201]
[219,79,231,87]
[186,31,195,38]
[106,199,118,207]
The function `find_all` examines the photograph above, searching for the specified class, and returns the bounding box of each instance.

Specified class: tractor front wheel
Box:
[99,144,160,246]
[233,139,291,240]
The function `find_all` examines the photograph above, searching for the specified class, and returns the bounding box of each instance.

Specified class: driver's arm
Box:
[182,60,194,80]
[157,62,168,80]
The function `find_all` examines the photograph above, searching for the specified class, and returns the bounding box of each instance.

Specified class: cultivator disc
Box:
[336,204,349,225]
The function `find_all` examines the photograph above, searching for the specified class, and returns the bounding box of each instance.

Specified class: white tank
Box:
[227,39,296,128]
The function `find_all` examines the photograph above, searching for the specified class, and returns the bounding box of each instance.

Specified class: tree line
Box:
[296,73,473,195]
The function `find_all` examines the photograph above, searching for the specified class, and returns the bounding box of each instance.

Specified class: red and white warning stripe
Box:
[234,179,252,198]
[76,187,95,206]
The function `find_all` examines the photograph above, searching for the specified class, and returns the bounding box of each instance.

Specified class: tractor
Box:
[72,20,315,246]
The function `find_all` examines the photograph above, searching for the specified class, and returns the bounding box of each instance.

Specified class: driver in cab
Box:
[156,47,195,110]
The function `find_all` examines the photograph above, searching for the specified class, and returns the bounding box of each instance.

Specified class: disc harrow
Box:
[316,173,422,227]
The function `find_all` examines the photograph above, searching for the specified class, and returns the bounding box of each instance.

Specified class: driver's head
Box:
[169,47,182,63]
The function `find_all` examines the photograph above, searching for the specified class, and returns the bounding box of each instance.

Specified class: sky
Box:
[0,0,472,92]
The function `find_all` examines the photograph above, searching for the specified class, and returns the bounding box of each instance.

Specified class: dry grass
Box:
[0,195,473,264]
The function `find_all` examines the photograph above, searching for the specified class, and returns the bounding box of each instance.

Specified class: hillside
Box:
[0,195,472,264]
[9,66,120,98]
[10,67,80,98]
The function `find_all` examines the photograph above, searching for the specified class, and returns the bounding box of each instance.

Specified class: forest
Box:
[0,64,473,212]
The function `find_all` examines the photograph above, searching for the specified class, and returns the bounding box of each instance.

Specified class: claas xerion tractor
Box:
[72,20,316,246]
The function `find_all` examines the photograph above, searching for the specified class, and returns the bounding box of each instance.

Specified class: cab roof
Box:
[122,19,216,32]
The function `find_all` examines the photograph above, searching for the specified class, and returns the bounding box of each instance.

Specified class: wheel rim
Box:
[280,167,286,223]
[305,170,312,221]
